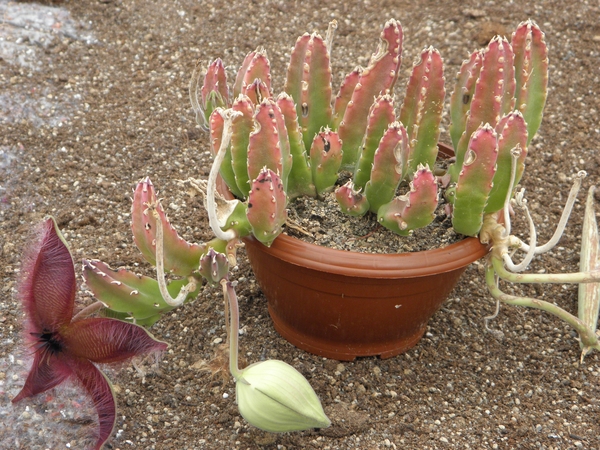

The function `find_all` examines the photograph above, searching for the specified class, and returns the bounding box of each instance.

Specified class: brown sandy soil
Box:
[1,0,599,449]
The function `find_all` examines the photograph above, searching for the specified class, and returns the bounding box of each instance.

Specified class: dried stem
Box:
[206,109,242,242]
[516,170,587,255]
[502,190,537,272]
[150,205,197,307]
[485,265,600,359]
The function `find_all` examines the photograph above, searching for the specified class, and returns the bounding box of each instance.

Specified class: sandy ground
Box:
[1,1,599,449]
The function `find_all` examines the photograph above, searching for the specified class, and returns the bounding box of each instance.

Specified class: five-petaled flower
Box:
[12,217,167,450]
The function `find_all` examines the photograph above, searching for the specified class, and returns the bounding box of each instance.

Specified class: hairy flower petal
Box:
[12,351,73,403]
[69,358,117,450]
[19,218,75,333]
[62,317,167,364]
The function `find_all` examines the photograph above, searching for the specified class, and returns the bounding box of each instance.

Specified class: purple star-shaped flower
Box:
[13,218,167,449]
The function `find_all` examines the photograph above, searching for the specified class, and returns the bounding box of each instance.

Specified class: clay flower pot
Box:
[243,144,490,361]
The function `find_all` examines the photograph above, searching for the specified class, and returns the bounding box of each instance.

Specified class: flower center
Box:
[32,330,63,355]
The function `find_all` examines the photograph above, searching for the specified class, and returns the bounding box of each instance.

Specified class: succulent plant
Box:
[189,19,600,364]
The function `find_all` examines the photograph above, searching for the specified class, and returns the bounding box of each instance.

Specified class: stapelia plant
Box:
[77,17,599,440]
[13,217,167,450]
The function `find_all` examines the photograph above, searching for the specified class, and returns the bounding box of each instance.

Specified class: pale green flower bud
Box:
[235,359,331,432]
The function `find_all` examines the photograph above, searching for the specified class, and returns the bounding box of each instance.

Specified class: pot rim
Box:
[244,232,489,278]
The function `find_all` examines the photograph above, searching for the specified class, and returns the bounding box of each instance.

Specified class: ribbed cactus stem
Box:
[353,94,396,190]
[243,78,271,105]
[332,68,361,129]
[335,181,369,217]
[448,37,515,182]
[247,99,290,190]
[230,95,255,197]
[451,123,499,237]
[377,165,438,235]
[246,168,288,246]
[309,129,343,196]
[484,111,528,213]
[338,19,403,168]
[202,59,229,103]
[190,58,229,130]
[512,20,548,144]
[233,48,272,100]
[364,122,408,213]
[399,46,445,172]
[131,177,206,277]
[284,31,333,151]
[449,50,483,150]
[277,93,316,199]
[82,259,201,326]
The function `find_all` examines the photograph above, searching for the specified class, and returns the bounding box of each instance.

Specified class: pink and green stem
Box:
[131,177,207,276]
[335,181,369,217]
[451,124,499,236]
[309,129,343,196]
[512,20,548,144]
[284,31,333,151]
[246,168,288,247]
[332,68,360,129]
[448,37,515,182]
[277,93,316,199]
[377,165,438,235]
[448,50,482,150]
[484,111,528,213]
[338,19,403,168]
[353,94,396,191]
[233,49,272,100]
[230,95,255,197]
[398,46,445,172]
[363,122,408,213]
[246,99,290,190]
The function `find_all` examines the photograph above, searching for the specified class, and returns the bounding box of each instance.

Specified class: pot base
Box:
[269,306,429,360]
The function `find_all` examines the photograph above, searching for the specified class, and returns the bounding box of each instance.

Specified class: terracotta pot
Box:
[241,144,490,361]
